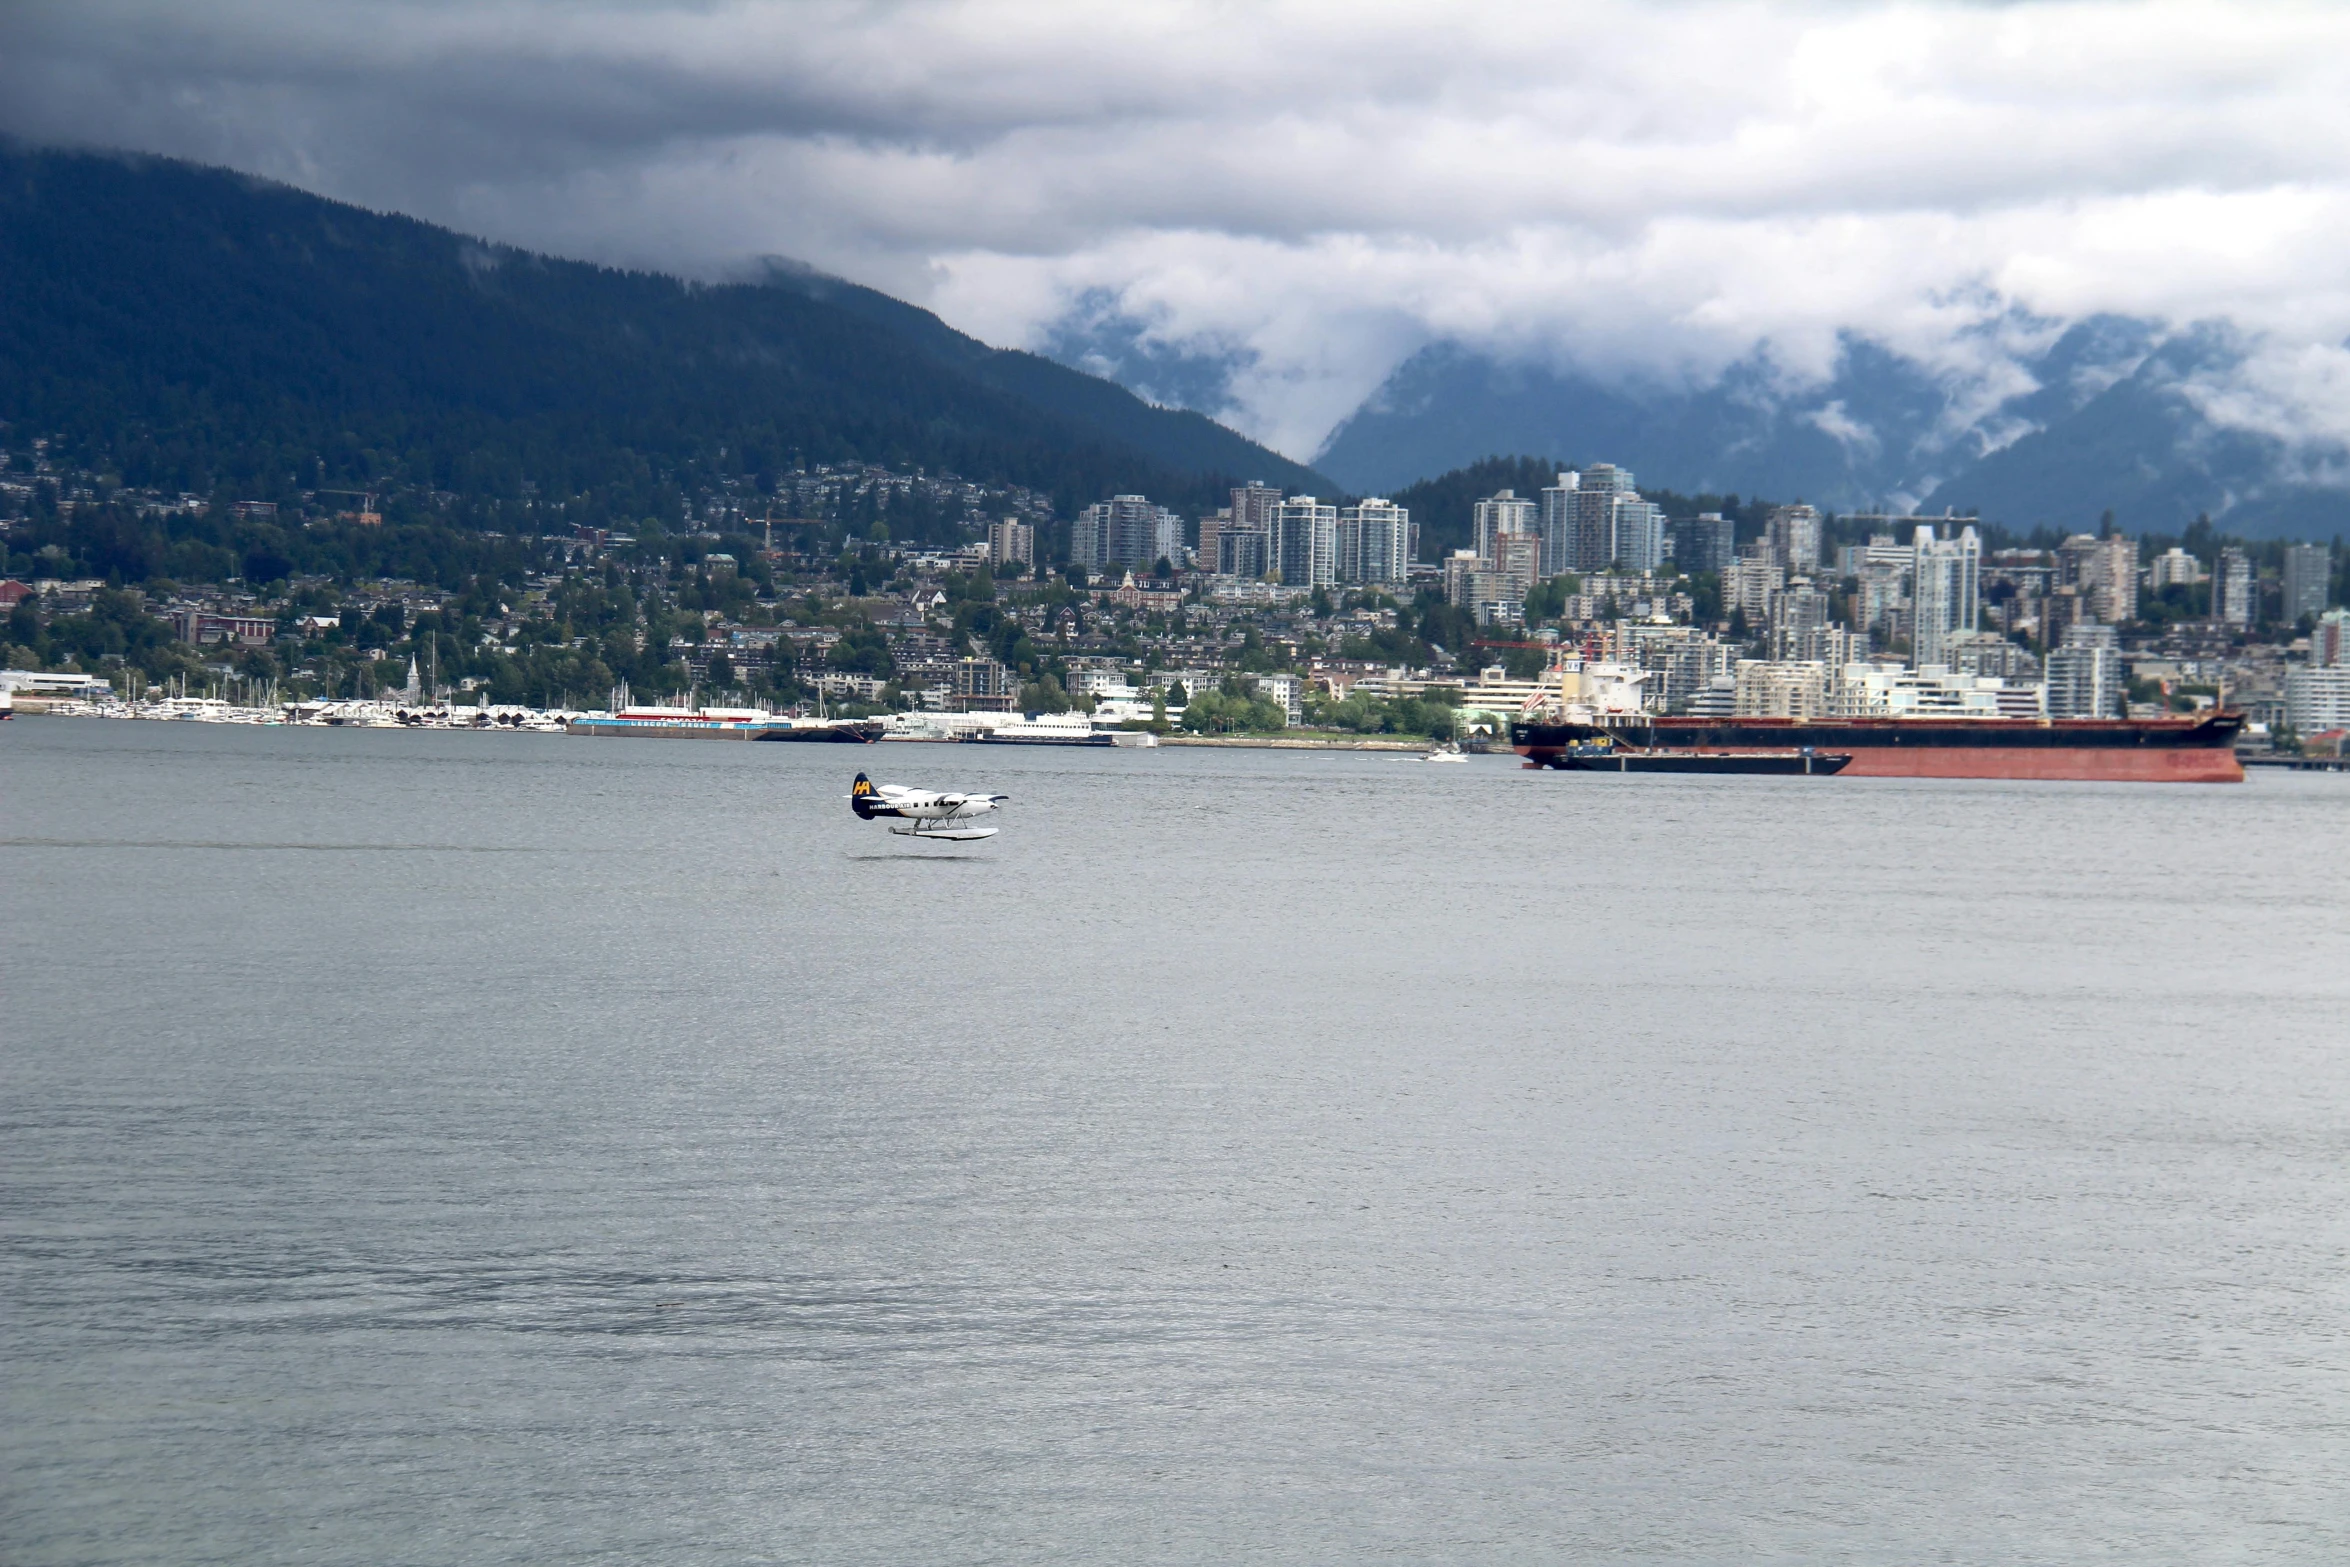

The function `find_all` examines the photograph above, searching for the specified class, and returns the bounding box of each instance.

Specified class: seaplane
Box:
[848,772,1010,840]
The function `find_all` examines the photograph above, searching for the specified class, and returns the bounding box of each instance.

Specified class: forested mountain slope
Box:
[0,144,1325,519]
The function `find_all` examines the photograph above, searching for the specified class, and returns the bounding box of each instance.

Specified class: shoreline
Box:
[8,707,1455,752]
[1157,733,1437,752]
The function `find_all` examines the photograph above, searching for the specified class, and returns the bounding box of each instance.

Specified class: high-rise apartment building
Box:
[2041,584,2087,650]
[2045,622,2121,718]
[1472,490,1538,560]
[2217,547,2255,629]
[1230,482,1282,537]
[986,517,1034,570]
[1217,527,1267,578]
[1209,482,1282,578]
[2284,665,2350,734]
[1538,472,1581,578]
[1672,512,1736,576]
[1442,550,1506,618]
[1910,524,1982,669]
[1158,509,1190,570]
[1854,555,1908,638]
[1767,581,1832,661]
[1074,494,1166,571]
[1195,507,1233,576]
[1338,499,1411,584]
[1491,532,1541,607]
[1723,553,1784,625]
[1767,504,1824,573]
[1559,465,1667,573]
[1612,498,1668,573]
[2283,542,2331,623]
[1272,496,1339,588]
[2313,608,2350,669]
[2057,532,2138,623]
[2056,533,2102,590]
[1071,502,1108,570]
[1570,465,1635,572]
[2093,534,2139,623]
[2147,546,2205,589]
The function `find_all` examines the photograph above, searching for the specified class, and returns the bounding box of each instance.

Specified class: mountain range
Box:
[0,144,1326,522]
[1045,290,2347,543]
[9,141,2338,545]
[1305,322,2344,541]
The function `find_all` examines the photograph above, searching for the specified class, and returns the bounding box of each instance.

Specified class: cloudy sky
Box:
[6,0,2349,463]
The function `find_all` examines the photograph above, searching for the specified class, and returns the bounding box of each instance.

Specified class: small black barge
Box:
[1535,739,1850,775]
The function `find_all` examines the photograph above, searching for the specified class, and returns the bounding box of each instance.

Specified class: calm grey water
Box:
[4,718,2348,1564]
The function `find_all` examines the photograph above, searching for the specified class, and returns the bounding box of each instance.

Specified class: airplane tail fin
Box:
[850,772,880,818]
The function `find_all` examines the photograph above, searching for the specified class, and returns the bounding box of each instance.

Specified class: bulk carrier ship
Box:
[1507,659,2245,782]
[1513,712,2244,782]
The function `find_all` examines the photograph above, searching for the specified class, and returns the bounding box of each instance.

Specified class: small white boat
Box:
[1423,741,1468,762]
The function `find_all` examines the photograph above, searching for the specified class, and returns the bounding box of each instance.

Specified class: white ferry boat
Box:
[970,714,1156,747]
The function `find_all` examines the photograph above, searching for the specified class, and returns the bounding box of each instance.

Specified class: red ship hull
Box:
[1512,712,2246,783]
[1829,745,2244,782]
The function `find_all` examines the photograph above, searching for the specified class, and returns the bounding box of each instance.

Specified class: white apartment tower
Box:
[1767,504,1824,573]
[2313,607,2349,669]
[987,517,1034,569]
[2217,547,2255,629]
[2060,531,2139,623]
[1911,524,1982,670]
[1272,496,1339,588]
[1338,498,1411,584]
[1472,489,1538,560]
[2093,534,2139,623]
[1571,465,1634,572]
[1538,472,1580,578]
[1611,497,1668,573]
[2147,546,2205,590]
[2045,622,2121,718]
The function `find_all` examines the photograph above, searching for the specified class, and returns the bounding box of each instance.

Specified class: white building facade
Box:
[2045,622,2121,718]
[1911,524,1983,671]
[1472,490,1538,560]
[1272,497,1339,588]
[1538,472,1580,577]
[1338,499,1411,585]
[2284,666,2350,734]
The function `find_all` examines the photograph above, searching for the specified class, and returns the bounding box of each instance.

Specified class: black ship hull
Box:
[1544,749,1851,775]
[751,722,882,743]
